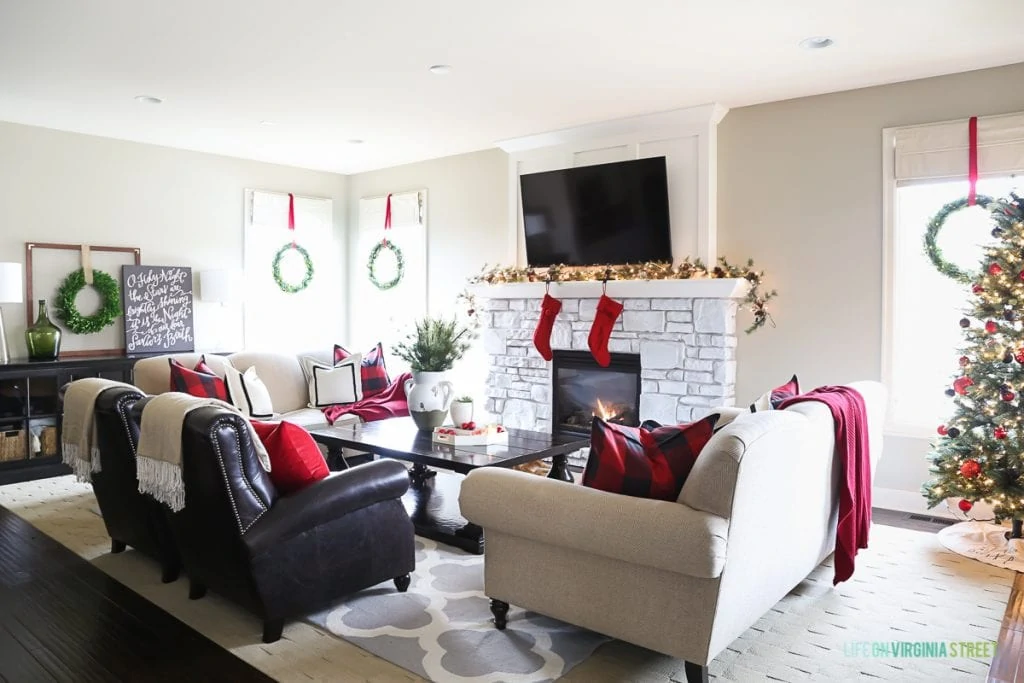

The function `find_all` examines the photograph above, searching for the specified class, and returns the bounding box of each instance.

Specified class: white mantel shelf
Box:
[469,278,749,300]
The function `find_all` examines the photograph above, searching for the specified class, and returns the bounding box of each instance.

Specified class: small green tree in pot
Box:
[393,316,476,430]
[450,395,474,427]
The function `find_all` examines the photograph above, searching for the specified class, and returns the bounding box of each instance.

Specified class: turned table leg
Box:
[547,454,574,482]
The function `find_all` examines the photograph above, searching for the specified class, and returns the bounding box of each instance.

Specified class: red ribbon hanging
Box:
[967,116,979,206]
[287,193,296,246]
[382,193,392,246]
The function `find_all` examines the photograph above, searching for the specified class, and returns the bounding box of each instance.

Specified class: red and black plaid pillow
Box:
[582,414,719,501]
[169,357,229,402]
[334,343,390,398]
[750,374,801,412]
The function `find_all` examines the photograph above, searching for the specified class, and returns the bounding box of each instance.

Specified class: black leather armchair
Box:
[130,400,415,643]
[92,386,180,582]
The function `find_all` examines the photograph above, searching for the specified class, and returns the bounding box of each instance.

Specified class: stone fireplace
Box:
[473,279,747,466]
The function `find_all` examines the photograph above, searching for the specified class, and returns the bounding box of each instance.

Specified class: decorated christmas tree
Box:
[924,192,1024,532]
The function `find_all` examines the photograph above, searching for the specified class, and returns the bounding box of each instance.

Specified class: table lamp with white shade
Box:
[198,269,240,351]
[199,269,239,304]
[0,262,25,363]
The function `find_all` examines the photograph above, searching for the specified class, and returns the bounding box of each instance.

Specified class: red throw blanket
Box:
[321,372,411,425]
[779,386,871,585]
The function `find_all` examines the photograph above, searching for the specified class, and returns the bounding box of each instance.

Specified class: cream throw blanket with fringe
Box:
[136,393,271,513]
[61,377,139,483]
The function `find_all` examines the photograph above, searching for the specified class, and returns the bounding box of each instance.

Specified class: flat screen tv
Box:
[520,156,672,267]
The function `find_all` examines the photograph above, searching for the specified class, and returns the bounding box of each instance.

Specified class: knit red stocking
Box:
[588,294,623,367]
[533,294,562,361]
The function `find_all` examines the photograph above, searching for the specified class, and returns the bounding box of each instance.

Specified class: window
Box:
[888,177,1019,432]
[349,191,427,366]
[243,190,341,352]
[885,112,1024,434]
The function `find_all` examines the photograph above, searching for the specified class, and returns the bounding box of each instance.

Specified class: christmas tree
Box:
[924,192,1024,530]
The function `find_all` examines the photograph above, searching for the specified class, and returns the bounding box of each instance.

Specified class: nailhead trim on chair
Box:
[207,416,268,535]
[114,392,145,457]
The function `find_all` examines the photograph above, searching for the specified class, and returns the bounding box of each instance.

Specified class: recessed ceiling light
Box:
[428,64,452,75]
[134,95,163,104]
[799,36,834,50]
[347,139,364,145]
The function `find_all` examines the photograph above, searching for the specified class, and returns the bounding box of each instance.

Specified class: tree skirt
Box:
[938,520,1024,570]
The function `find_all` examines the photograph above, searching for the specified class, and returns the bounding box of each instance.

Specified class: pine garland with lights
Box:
[469,257,777,333]
[923,192,1024,525]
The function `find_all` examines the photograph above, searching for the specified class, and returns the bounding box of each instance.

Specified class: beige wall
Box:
[345,149,510,398]
[0,121,348,355]
[718,61,1024,498]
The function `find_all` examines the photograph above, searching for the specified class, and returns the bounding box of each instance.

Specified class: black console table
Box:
[0,355,144,486]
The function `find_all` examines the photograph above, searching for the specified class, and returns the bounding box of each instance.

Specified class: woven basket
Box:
[40,426,58,457]
[0,429,26,462]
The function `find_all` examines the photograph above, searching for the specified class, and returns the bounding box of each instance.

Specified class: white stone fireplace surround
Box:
[473,279,748,451]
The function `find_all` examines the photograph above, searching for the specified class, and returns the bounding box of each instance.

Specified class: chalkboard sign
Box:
[122,265,195,354]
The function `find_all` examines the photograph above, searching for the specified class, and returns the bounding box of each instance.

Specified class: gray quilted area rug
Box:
[0,476,1016,682]
[307,537,608,682]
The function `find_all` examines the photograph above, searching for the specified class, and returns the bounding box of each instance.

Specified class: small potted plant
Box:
[393,316,476,430]
[450,395,474,427]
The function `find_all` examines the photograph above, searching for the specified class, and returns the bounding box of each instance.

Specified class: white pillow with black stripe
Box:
[224,365,275,418]
[302,353,363,408]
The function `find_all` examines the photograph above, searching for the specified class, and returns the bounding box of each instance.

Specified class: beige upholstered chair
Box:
[461,381,885,683]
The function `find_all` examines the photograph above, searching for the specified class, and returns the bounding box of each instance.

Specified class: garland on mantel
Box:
[469,258,777,333]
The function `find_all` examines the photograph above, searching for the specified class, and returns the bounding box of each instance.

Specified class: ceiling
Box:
[1,1,1022,175]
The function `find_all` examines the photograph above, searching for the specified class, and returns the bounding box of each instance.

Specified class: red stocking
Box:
[533,294,562,361]
[588,294,623,367]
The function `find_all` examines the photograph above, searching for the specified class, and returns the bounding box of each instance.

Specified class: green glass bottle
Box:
[25,300,61,361]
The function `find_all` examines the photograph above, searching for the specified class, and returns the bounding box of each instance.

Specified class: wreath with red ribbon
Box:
[367,193,406,290]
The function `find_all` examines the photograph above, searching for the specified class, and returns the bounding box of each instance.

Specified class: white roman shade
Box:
[894,112,1024,182]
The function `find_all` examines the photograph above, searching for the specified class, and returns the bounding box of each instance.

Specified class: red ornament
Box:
[953,376,975,395]
[986,320,998,333]
[958,499,974,512]
[1016,350,1024,364]
[973,284,985,294]
[959,356,971,367]
[937,425,949,436]
[1019,271,1024,281]
[995,426,1008,439]
[960,459,982,478]
[1005,392,1017,402]
[990,263,1004,275]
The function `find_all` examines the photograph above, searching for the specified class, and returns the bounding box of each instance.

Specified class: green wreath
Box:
[924,195,994,283]
[368,239,405,290]
[54,268,122,335]
[272,242,314,293]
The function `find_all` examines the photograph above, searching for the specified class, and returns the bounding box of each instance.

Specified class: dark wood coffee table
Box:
[308,417,588,554]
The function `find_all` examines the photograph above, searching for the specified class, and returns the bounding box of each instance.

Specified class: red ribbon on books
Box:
[382,193,392,245]
[968,116,979,206]
[288,193,296,245]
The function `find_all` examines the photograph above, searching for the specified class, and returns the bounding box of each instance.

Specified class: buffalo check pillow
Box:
[169,357,229,402]
[749,374,801,412]
[334,343,391,398]
[583,414,719,501]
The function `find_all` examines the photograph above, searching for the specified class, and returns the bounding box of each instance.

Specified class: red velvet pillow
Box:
[582,415,719,501]
[169,358,229,402]
[334,343,390,398]
[250,420,329,494]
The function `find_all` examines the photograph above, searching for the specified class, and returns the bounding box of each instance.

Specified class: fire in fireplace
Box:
[551,350,642,436]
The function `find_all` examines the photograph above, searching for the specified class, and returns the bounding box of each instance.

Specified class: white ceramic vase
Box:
[450,400,474,426]
[404,371,455,431]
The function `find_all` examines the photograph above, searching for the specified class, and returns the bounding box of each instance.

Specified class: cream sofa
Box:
[460,381,885,682]
[132,351,360,428]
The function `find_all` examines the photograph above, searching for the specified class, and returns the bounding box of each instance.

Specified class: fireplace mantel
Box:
[470,277,749,300]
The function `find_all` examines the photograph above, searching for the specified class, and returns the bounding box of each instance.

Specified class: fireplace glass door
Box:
[552,351,641,435]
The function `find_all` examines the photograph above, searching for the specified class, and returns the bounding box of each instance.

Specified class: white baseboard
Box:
[873,486,957,519]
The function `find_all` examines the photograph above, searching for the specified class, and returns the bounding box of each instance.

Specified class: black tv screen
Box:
[520,157,672,267]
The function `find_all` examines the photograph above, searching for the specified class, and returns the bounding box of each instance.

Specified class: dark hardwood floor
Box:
[0,505,273,683]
